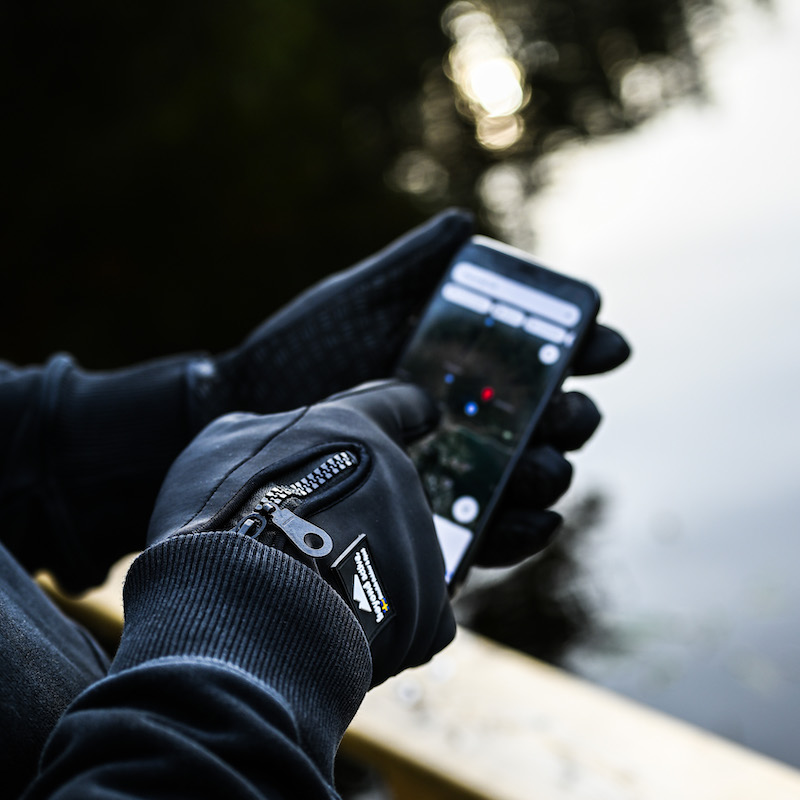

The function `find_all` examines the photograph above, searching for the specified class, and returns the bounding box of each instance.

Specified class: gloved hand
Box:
[190,209,630,567]
[475,326,630,568]
[0,211,471,592]
[7,209,625,593]
[148,381,453,687]
[190,209,476,420]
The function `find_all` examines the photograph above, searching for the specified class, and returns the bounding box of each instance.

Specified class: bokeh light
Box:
[443,1,529,151]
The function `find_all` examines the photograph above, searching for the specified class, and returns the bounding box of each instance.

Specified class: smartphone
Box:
[395,235,600,589]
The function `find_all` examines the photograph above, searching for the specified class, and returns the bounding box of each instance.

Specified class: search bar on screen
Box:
[452,262,581,328]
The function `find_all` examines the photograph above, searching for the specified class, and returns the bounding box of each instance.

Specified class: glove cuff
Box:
[35,353,204,590]
[115,532,372,775]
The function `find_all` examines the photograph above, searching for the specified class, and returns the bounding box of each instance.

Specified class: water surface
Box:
[517,0,800,767]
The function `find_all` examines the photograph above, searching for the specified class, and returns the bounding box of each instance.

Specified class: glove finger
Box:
[327,380,439,445]
[534,391,601,451]
[506,445,573,508]
[354,207,475,288]
[474,508,562,567]
[571,323,631,376]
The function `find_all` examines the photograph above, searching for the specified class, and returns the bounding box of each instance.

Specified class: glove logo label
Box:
[333,534,394,640]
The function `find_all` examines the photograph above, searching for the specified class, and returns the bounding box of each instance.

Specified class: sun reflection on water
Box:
[443,1,529,150]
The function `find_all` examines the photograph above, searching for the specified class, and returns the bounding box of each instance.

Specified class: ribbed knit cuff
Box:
[113,532,372,770]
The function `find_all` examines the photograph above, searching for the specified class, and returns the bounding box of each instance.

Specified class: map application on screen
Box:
[396,253,589,583]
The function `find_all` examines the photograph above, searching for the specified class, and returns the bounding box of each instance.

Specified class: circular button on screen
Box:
[452,495,480,524]
[538,343,561,365]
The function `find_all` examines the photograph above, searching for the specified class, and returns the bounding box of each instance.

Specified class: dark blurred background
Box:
[3,0,718,367]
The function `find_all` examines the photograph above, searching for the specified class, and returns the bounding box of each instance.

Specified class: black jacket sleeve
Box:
[24,533,372,799]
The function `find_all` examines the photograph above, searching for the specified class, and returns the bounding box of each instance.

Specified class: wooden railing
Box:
[38,558,800,800]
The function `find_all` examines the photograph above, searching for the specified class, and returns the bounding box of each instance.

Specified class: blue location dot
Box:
[444,373,455,384]
[484,317,495,327]
[464,401,478,417]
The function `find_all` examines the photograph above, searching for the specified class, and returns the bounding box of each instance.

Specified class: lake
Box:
[467,0,800,769]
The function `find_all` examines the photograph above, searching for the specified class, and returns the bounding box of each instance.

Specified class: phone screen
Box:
[395,236,599,586]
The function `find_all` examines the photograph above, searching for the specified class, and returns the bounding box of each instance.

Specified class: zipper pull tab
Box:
[260,501,334,559]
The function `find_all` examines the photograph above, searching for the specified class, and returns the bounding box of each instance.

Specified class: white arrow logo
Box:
[352,574,371,612]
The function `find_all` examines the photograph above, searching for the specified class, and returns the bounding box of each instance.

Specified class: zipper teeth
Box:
[259,451,356,506]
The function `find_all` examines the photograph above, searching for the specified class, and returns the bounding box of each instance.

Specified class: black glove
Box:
[189,209,630,567]
[476,325,631,567]
[147,381,454,687]
[191,208,475,421]
[2,210,626,592]
[0,212,472,592]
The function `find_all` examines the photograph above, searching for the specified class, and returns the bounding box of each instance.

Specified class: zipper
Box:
[234,450,357,559]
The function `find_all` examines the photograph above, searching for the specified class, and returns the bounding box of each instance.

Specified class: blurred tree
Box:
[398,0,724,244]
[2,0,729,366]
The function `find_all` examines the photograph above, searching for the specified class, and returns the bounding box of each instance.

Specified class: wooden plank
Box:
[36,555,133,653]
[344,629,800,800]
